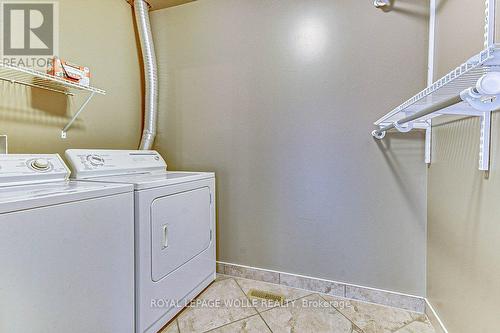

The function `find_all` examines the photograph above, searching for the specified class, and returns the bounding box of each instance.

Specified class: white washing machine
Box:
[65,149,216,333]
[0,154,135,333]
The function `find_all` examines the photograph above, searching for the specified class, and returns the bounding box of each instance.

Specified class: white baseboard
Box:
[424,298,449,333]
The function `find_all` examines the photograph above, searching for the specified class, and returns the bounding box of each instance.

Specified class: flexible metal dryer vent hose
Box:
[134,0,159,150]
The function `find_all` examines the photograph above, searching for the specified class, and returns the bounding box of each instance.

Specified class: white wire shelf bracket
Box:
[0,63,106,138]
[372,45,500,171]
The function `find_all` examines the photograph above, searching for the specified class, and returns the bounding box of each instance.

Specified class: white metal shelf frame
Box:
[375,46,499,127]
[0,63,106,139]
[372,0,500,171]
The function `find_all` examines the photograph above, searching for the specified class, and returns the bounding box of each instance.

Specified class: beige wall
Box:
[151,0,429,295]
[148,0,195,11]
[125,0,195,11]
[434,0,484,79]
[428,116,500,333]
[428,1,500,332]
[1,0,142,154]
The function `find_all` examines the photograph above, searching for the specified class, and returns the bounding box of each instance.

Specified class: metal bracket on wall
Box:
[425,122,432,165]
[61,91,96,139]
[479,111,492,171]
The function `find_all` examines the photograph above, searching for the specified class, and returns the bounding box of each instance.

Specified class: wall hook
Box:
[371,130,386,139]
[373,0,391,9]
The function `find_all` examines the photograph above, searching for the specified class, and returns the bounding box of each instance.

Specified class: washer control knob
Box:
[87,154,105,166]
[31,159,50,171]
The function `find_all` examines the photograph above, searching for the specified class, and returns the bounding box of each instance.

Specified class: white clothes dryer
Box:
[65,149,216,333]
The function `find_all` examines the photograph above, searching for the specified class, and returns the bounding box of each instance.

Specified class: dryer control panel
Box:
[0,154,70,186]
[65,149,167,179]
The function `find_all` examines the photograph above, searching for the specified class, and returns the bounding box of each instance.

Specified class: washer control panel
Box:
[0,154,70,186]
[65,149,166,179]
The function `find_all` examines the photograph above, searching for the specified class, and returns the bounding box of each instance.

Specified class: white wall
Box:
[151,0,429,295]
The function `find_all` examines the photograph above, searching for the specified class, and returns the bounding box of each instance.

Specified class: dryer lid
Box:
[93,171,215,190]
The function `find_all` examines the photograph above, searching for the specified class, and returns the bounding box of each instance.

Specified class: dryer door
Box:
[150,187,212,282]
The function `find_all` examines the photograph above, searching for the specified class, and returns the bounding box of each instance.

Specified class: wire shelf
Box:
[0,62,106,138]
[0,63,106,96]
[374,46,500,127]
[372,1,498,171]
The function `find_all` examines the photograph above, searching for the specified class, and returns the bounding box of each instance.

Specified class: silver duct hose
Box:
[134,0,158,150]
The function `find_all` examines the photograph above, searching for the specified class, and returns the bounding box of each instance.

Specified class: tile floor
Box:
[160,275,436,333]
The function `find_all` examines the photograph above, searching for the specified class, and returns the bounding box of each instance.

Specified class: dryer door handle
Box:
[162,224,169,249]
